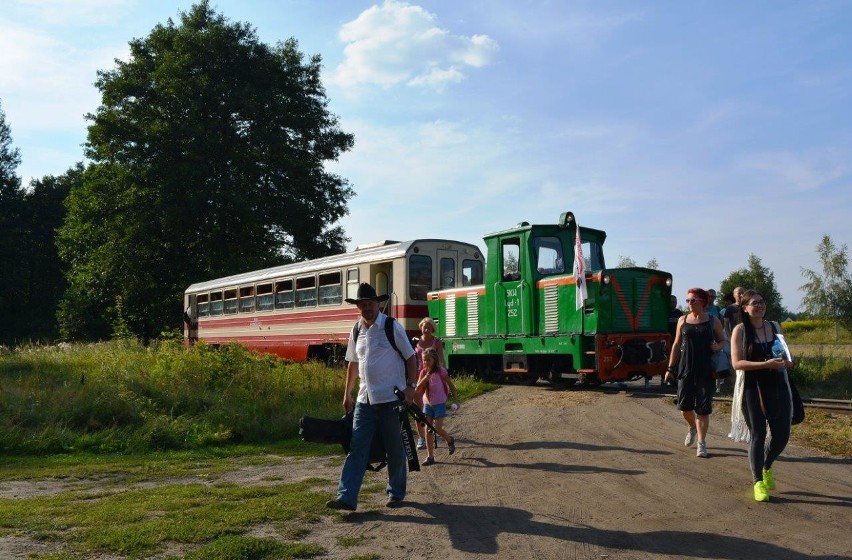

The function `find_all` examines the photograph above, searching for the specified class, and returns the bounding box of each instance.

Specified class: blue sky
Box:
[2,0,851,312]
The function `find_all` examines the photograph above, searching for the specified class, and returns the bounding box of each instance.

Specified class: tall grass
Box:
[0,341,345,455]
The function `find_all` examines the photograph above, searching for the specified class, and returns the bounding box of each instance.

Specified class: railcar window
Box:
[239,286,255,313]
[502,239,521,282]
[463,259,483,285]
[296,276,317,307]
[275,279,294,309]
[197,293,210,317]
[319,271,342,305]
[409,254,432,301]
[223,289,238,315]
[346,269,359,300]
[534,236,564,275]
[256,283,273,311]
[440,258,455,289]
[210,291,223,316]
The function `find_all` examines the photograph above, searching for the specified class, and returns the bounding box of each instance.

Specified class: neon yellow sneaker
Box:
[753,480,770,502]
[762,468,776,491]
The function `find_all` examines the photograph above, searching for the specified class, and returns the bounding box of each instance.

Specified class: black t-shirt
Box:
[668,309,683,339]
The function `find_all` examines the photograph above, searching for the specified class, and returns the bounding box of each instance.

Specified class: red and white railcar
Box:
[183,239,484,361]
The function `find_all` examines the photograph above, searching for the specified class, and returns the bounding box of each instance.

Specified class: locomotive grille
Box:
[446,294,456,336]
[612,275,653,331]
[544,285,558,333]
[467,293,479,335]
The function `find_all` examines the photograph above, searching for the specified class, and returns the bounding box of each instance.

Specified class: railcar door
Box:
[495,238,529,335]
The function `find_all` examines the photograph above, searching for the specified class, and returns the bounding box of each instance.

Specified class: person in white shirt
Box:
[326,283,417,511]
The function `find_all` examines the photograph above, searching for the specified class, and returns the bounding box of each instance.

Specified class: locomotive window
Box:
[502,239,521,282]
[196,293,210,317]
[275,279,294,310]
[296,275,317,308]
[462,259,483,286]
[585,241,605,271]
[210,291,223,316]
[239,286,255,313]
[440,258,455,289]
[319,271,342,305]
[409,254,432,301]
[346,269,359,301]
[256,283,273,312]
[223,288,238,315]
[534,236,564,275]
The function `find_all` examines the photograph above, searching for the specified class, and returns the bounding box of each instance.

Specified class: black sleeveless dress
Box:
[676,319,714,384]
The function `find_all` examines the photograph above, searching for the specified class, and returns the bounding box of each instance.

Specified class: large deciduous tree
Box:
[719,254,784,320]
[799,235,852,328]
[57,2,355,342]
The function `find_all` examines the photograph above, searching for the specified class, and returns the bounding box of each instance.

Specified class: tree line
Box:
[2,1,850,346]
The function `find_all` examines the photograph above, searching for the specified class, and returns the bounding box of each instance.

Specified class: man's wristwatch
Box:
[407,381,417,389]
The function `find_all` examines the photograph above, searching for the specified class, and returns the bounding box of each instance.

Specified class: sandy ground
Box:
[2,383,850,559]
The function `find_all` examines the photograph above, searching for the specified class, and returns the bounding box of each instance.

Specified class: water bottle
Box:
[771,338,784,359]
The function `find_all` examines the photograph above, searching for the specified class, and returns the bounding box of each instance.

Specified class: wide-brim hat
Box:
[345,282,390,304]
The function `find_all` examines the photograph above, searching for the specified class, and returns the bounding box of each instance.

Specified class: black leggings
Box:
[742,381,792,483]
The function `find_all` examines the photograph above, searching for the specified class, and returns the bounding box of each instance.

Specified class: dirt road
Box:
[307,384,851,559]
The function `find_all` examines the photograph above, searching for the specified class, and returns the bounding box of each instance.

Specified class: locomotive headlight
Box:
[665,277,672,287]
[602,275,611,285]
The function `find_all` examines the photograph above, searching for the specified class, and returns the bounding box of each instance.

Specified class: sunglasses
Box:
[748,300,765,307]
[684,298,703,304]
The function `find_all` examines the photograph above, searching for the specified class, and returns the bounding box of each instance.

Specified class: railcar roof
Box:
[185,238,482,293]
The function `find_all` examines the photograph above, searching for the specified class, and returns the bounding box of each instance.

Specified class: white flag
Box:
[573,220,587,310]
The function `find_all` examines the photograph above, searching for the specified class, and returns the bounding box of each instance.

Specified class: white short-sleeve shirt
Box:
[346,313,415,405]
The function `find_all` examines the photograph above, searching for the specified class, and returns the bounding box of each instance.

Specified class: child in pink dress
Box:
[415,347,457,465]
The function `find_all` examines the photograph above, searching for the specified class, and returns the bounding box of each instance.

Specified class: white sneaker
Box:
[684,428,697,447]
[697,441,708,458]
[416,438,426,450]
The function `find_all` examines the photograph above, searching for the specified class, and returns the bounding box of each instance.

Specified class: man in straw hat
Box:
[326,283,418,511]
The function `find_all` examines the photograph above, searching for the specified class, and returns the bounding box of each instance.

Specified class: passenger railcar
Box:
[183,239,484,362]
[428,212,672,385]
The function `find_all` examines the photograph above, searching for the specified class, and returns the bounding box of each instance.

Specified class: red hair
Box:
[686,288,709,309]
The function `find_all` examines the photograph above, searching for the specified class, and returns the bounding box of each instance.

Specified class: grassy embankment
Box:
[0,340,496,559]
[0,323,847,559]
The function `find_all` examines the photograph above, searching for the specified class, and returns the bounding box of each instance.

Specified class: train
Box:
[427,211,672,386]
[184,210,673,386]
[183,239,485,362]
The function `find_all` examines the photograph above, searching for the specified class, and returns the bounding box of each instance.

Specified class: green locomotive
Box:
[427,211,672,386]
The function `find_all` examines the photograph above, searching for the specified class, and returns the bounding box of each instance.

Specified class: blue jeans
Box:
[336,401,407,507]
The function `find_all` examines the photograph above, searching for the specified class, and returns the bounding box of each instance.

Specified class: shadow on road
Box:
[357,502,844,558]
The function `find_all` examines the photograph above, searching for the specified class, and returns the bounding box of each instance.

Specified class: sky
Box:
[2,0,851,313]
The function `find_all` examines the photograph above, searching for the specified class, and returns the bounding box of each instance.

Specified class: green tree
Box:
[616,256,660,269]
[0,99,26,344]
[17,166,81,340]
[719,254,784,320]
[799,235,852,329]
[57,2,354,342]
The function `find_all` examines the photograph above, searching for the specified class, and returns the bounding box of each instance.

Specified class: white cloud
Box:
[737,149,850,192]
[330,0,498,90]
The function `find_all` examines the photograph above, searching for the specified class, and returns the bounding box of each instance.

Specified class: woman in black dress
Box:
[664,288,726,458]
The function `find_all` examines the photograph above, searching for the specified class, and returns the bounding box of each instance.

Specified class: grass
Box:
[0,337,845,557]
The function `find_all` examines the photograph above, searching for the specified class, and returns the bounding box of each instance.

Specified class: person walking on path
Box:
[326,283,418,511]
[415,347,457,465]
[664,288,726,458]
[413,317,445,449]
[730,289,794,502]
